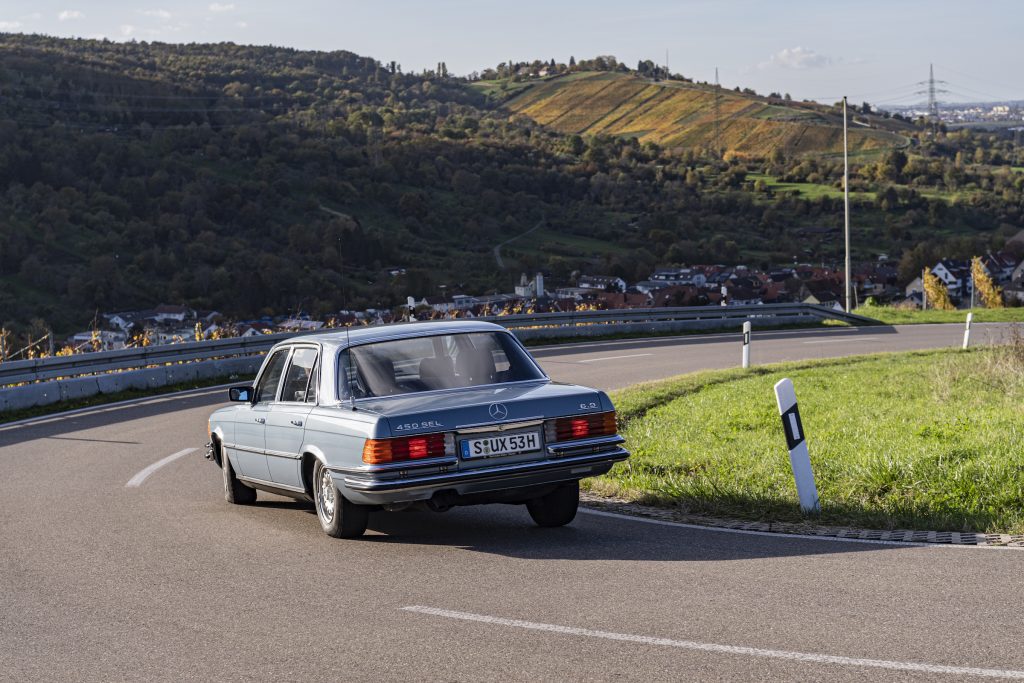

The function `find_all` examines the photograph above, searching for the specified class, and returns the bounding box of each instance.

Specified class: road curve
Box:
[2,323,1022,682]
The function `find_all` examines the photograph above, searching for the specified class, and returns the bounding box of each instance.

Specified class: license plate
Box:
[461,431,541,459]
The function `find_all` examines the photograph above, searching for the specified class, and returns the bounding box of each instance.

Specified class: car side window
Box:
[305,361,319,404]
[254,349,290,403]
[281,347,318,403]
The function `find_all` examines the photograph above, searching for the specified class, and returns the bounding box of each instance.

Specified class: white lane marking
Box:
[402,606,1024,679]
[125,448,197,487]
[578,353,653,364]
[802,337,879,345]
[578,509,1009,550]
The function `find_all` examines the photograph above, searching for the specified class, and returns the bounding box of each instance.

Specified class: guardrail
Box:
[0,304,873,412]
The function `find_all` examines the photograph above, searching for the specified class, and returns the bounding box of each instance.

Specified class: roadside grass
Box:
[855,302,1024,325]
[596,347,1024,533]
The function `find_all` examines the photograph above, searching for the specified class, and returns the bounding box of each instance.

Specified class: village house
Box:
[577,275,627,292]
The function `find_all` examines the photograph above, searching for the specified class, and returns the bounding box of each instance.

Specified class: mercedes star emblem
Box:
[488,403,509,420]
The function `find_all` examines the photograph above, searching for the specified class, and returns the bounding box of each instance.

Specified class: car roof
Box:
[280,320,509,350]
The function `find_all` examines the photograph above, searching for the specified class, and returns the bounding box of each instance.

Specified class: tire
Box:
[313,460,368,538]
[222,447,257,505]
[526,480,580,528]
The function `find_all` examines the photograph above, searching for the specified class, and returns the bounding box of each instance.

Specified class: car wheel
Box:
[526,480,579,528]
[313,460,368,538]
[222,448,257,505]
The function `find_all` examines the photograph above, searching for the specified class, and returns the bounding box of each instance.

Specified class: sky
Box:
[0,0,1020,105]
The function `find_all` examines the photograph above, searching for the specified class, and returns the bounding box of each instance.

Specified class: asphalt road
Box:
[2,323,1022,682]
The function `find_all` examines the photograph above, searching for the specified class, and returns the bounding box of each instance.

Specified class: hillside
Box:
[0,35,1019,340]
[501,72,911,157]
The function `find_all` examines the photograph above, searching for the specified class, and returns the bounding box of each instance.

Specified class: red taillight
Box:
[548,411,617,442]
[362,433,447,464]
[408,437,429,459]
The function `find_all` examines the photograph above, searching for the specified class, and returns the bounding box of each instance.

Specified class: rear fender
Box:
[300,445,329,495]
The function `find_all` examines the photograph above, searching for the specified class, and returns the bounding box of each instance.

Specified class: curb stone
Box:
[579,493,1024,548]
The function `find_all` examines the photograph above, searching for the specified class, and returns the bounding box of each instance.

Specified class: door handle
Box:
[255,417,266,424]
[290,420,303,427]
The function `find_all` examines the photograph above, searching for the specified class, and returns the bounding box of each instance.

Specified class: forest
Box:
[0,34,1022,334]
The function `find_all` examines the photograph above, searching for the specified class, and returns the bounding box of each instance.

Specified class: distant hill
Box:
[501,72,912,157]
[0,36,1016,339]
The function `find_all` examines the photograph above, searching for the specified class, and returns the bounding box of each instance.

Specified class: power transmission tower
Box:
[915,63,948,136]
[713,67,722,158]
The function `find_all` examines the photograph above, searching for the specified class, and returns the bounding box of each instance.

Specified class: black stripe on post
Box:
[780,405,805,450]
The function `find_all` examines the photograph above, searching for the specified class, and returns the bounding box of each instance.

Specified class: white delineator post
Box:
[963,311,973,350]
[741,321,751,368]
[774,378,820,515]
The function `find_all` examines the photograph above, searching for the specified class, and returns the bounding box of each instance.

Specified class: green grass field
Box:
[746,173,876,201]
[596,348,1024,533]
[855,303,1024,325]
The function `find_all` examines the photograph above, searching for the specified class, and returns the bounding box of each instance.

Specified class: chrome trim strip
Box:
[340,448,629,492]
[224,442,264,455]
[264,447,302,460]
[455,418,544,433]
[546,434,626,455]
[329,456,460,475]
[225,443,302,460]
[236,475,307,493]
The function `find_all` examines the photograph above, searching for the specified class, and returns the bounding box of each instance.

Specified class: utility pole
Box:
[916,64,948,136]
[714,67,722,158]
[843,96,851,313]
[927,63,938,133]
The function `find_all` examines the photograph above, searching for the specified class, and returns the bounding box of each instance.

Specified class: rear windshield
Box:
[338,332,545,399]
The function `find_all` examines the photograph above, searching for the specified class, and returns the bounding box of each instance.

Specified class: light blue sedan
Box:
[206,321,629,538]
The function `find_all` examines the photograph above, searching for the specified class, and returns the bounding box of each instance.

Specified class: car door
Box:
[232,347,290,482]
[265,346,319,489]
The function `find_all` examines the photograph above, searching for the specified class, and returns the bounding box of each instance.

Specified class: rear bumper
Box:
[334,441,629,505]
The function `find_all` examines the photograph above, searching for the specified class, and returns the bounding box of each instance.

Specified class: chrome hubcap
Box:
[317,468,336,524]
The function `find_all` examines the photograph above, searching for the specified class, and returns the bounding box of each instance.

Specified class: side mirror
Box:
[229,385,254,403]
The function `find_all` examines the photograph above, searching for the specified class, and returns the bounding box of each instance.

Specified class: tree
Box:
[922,267,954,310]
[971,256,1003,308]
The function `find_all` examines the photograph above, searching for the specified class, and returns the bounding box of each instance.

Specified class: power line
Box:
[932,63,1022,98]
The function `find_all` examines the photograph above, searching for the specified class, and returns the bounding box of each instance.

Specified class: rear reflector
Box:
[362,433,448,464]
[546,411,617,442]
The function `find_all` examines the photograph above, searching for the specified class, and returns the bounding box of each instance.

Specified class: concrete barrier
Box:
[0,357,265,415]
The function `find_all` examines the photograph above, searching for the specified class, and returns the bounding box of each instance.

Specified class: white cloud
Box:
[208,3,236,12]
[119,24,136,36]
[759,47,831,70]
[140,9,172,20]
[58,10,84,21]
[0,20,22,30]
[235,20,247,28]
